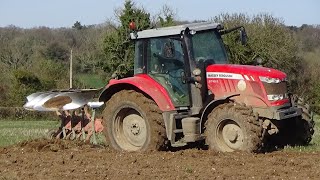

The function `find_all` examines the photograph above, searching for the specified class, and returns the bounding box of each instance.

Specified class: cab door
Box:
[147,37,190,107]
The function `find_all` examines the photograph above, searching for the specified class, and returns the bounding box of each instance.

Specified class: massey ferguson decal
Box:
[207,72,244,80]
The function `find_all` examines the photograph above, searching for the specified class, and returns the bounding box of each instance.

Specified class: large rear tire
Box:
[205,103,263,152]
[102,90,166,151]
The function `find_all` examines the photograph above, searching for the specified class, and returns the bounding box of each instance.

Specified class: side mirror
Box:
[240,28,248,45]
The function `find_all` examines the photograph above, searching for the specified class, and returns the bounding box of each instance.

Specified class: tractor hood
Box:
[206,64,287,80]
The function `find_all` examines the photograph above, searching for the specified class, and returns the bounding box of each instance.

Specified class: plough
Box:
[23,89,104,144]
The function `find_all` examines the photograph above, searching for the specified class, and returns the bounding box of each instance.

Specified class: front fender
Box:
[99,74,175,111]
[200,95,237,123]
[200,94,268,133]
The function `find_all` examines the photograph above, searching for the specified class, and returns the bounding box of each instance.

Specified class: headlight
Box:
[267,94,288,101]
[259,76,281,83]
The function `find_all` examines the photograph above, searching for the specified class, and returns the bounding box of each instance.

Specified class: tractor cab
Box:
[131,22,228,111]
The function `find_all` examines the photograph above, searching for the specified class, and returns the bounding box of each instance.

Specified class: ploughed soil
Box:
[0,139,319,180]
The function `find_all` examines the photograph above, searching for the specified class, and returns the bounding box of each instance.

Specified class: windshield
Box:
[191,30,228,64]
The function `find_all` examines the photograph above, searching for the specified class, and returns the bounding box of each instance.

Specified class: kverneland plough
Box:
[23,89,104,144]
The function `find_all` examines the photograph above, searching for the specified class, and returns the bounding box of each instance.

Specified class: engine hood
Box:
[206,64,287,79]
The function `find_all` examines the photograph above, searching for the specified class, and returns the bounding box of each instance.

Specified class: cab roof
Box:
[130,22,223,39]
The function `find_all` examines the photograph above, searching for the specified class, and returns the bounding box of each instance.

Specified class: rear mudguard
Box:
[99,74,175,111]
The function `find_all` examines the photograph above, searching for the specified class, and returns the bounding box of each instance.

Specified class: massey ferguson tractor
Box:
[24,22,314,152]
[97,22,314,152]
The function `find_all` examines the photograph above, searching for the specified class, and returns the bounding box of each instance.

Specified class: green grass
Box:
[75,73,107,88]
[0,120,59,147]
[0,119,107,147]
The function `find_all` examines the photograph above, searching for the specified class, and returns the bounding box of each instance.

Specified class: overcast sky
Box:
[0,0,319,28]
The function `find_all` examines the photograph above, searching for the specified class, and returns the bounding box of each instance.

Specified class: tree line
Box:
[0,0,319,111]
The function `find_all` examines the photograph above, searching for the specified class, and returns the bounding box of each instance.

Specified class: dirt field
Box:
[0,139,319,180]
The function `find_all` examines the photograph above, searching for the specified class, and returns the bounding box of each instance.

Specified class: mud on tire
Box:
[205,102,263,152]
[102,90,166,151]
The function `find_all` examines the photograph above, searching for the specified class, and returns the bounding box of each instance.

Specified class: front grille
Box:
[250,81,265,97]
[263,81,287,95]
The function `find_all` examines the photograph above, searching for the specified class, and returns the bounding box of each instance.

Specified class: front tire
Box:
[293,116,314,145]
[275,95,315,146]
[293,96,315,145]
[103,90,166,151]
[205,103,263,152]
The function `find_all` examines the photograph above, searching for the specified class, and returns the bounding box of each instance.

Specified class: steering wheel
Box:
[154,53,184,67]
[195,56,207,63]
[195,57,215,65]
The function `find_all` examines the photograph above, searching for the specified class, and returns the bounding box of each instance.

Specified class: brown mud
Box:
[0,139,319,179]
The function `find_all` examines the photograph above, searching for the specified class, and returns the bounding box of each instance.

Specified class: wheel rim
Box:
[216,119,244,152]
[113,108,148,151]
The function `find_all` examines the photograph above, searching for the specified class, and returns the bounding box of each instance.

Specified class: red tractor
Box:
[99,22,314,152]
